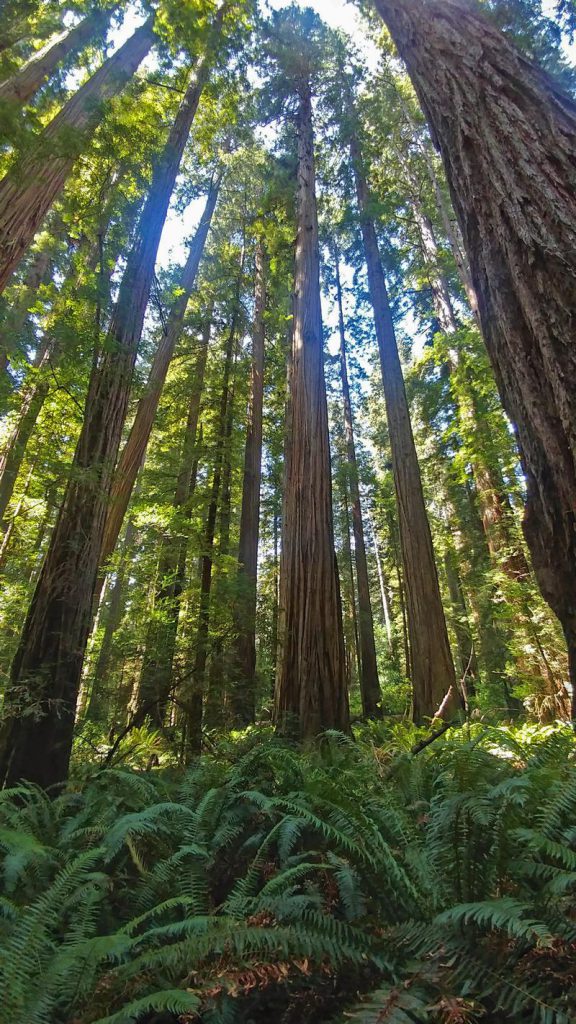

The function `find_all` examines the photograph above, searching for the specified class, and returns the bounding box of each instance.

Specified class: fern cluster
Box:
[0,723,575,1024]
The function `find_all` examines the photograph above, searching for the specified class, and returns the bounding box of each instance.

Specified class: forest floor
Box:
[1,719,575,1024]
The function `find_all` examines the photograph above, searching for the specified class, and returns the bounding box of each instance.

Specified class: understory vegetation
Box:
[1,722,575,1024]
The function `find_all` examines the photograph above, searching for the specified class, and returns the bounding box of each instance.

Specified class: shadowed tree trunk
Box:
[0,7,114,106]
[185,297,240,757]
[274,83,349,739]
[443,542,478,703]
[373,0,576,715]
[229,239,266,726]
[0,31,222,789]
[350,128,458,723]
[0,244,53,407]
[136,318,212,728]
[98,176,221,576]
[334,253,382,718]
[0,18,156,292]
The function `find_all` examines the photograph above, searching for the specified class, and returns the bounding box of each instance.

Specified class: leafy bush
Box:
[0,724,575,1023]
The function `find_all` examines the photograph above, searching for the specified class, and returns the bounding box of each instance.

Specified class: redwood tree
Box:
[373,0,576,714]
[0,16,226,788]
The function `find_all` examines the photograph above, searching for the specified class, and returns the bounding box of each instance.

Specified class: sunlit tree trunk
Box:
[229,239,266,726]
[334,253,382,717]
[0,18,156,292]
[374,0,576,715]
[98,176,220,579]
[0,39,219,788]
[274,83,349,739]
[0,7,113,106]
[350,130,458,723]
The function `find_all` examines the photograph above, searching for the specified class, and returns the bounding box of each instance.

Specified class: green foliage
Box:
[0,724,575,1023]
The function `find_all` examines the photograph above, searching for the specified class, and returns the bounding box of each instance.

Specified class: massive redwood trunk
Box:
[0,18,156,293]
[334,253,382,718]
[374,0,576,713]
[274,84,349,739]
[0,38,220,789]
[230,239,266,725]
[99,177,220,573]
[0,7,113,107]
[350,131,458,722]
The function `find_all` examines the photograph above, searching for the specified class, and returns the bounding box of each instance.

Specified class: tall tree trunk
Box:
[229,239,266,726]
[185,306,238,756]
[137,319,211,727]
[0,7,113,106]
[0,244,53,407]
[373,0,576,715]
[0,18,156,293]
[99,177,220,573]
[334,253,382,717]
[443,542,478,702]
[274,84,349,739]
[0,36,220,789]
[350,130,458,722]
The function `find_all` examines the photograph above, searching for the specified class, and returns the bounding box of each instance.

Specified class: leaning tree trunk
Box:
[229,239,266,726]
[0,18,156,293]
[0,7,114,107]
[0,37,220,789]
[334,253,382,718]
[137,318,211,727]
[350,130,458,723]
[274,84,349,739]
[0,243,53,408]
[373,0,576,715]
[98,176,220,575]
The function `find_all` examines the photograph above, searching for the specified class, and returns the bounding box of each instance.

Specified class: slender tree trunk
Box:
[0,8,113,106]
[274,83,349,739]
[0,244,53,406]
[0,344,52,524]
[373,0,576,716]
[229,239,266,726]
[0,37,220,789]
[334,254,382,717]
[350,130,458,722]
[99,177,220,574]
[0,19,156,293]
[137,319,212,726]
[185,307,238,756]
[443,542,478,702]
[368,515,394,654]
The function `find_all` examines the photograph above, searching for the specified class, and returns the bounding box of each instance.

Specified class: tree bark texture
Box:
[351,133,458,723]
[0,8,112,107]
[229,239,266,725]
[99,176,220,571]
[274,85,349,739]
[0,18,156,293]
[374,0,576,714]
[0,42,217,789]
[334,254,382,717]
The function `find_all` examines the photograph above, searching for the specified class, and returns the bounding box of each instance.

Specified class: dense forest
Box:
[0,0,576,1020]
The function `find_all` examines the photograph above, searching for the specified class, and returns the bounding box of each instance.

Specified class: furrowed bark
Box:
[274,83,349,739]
[350,129,458,723]
[0,30,221,789]
[0,18,156,293]
[373,0,576,716]
[334,252,382,718]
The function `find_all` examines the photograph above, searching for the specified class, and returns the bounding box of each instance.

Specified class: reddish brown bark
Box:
[374,0,576,712]
[334,254,382,718]
[0,37,220,789]
[0,18,156,293]
[99,176,220,572]
[351,131,458,723]
[274,84,349,739]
